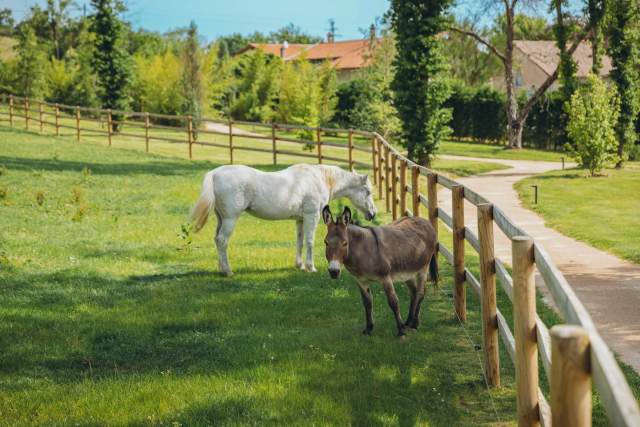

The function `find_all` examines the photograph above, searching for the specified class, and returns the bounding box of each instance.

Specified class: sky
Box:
[6,0,392,42]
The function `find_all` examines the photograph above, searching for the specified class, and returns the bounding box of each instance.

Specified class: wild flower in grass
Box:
[178,223,193,252]
[0,187,7,199]
[72,204,87,222]
[71,187,83,204]
[35,190,45,206]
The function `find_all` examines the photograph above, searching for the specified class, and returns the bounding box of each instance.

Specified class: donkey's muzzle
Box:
[328,268,341,279]
[365,211,375,221]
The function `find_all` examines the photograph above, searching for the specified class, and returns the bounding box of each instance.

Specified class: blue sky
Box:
[7,0,392,42]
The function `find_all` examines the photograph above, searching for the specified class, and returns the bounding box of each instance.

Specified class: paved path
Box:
[438,155,640,372]
[205,121,263,137]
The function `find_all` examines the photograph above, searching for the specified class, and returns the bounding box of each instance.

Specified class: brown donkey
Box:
[322,206,438,336]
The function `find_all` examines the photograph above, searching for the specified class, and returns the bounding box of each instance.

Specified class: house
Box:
[237,37,376,81]
[490,40,613,93]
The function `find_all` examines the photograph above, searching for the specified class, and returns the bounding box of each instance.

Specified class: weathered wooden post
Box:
[228,118,234,164]
[551,325,591,427]
[8,94,13,127]
[513,235,539,427]
[38,101,43,132]
[187,116,193,160]
[384,145,391,213]
[371,137,377,185]
[107,109,113,147]
[478,203,500,387]
[377,138,384,200]
[24,97,30,130]
[271,123,277,165]
[391,154,398,219]
[427,173,438,260]
[143,112,150,152]
[54,103,60,136]
[452,185,466,322]
[399,160,407,215]
[348,129,354,171]
[411,166,420,217]
[316,127,323,164]
[75,106,80,142]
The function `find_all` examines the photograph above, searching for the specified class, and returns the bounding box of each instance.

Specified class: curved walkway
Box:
[438,155,640,372]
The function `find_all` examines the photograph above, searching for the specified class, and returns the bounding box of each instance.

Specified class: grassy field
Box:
[0,127,521,425]
[516,163,640,264]
[437,140,565,162]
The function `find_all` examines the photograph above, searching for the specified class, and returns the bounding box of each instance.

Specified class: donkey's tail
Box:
[429,246,439,288]
[190,171,216,232]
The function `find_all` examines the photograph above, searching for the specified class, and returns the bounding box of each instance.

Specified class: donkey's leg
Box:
[381,277,405,336]
[302,213,320,272]
[357,281,374,335]
[295,220,304,269]
[404,278,417,328]
[411,271,428,329]
[215,215,238,276]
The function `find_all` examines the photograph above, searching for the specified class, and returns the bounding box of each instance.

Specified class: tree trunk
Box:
[504,3,522,149]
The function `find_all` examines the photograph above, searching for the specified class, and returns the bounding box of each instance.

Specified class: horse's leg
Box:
[295,219,304,269]
[404,278,417,328]
[381,276,405,336]
[357,281,374,335]
[302,213,319,272]
[411,271,428,329]
[215,215,238,276]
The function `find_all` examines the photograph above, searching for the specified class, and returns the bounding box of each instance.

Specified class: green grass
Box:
[516,163,640,264]
[0,127,519,426]
[438,140,565,162]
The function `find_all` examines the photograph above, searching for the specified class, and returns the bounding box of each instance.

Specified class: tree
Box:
[14,24,48,98]
[567,74,620,176]
[231,50,280,122]
[449,2,593,148]
[182,21,203,137]
[587,0,606,74]
[46,0,73,60]
[553,0,578,100]
[389,0,452,166]
[276,55,320,138]
[606,0,640,167]
[90,0,131,129]
[0,8,14,35]
[269,23,322,44]
[316,61,338,126]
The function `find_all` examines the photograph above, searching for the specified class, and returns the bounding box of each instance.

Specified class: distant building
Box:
[237,37,377,81]
[490,40,613,93]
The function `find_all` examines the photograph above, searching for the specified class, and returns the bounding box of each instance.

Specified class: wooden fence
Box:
[1,93,640,426]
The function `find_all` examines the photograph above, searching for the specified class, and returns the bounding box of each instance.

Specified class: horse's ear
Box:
[340,206,352,225]
[322,205,333,225]
[361,174,368,184]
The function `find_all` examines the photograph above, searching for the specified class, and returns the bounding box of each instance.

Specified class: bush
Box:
[445,83,506,142]
[566,74,620,176]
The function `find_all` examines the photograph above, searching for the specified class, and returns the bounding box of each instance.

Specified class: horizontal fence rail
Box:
[1,92,639,426]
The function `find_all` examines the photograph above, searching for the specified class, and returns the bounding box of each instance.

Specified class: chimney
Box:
[327,32,335,43]
[280,40,289,58]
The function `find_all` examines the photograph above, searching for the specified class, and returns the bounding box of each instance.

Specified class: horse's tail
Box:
[429,246,439,288]
[190,171,216,232]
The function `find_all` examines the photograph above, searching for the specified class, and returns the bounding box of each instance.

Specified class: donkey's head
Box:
[322,205,352,279]
[343,173,376,221]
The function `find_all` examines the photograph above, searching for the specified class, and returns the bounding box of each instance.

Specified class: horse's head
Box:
[344,173,376,221]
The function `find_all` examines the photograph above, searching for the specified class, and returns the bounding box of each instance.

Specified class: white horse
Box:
[190,164,377,276]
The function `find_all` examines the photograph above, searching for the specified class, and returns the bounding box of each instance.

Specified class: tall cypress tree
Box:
[553,0,577,100]
[90,0,130,130]
[182,21,203,138]
[389,0,452,166]
[606,0,640,167]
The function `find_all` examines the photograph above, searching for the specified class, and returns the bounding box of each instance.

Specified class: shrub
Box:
[566,74,620,176]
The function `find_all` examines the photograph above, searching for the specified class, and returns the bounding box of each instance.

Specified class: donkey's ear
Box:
[340,206,352,225]
[322,205,333,225]
[360,174,368,183]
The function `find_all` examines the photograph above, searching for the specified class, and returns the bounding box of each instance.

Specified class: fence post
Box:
[377,138,384,200]
[38,101,43,132]
[512,235,538,427]
[427,172,438,247]
[187,116,193,160]
[411,166,420,217]
[399,160,407,215]
[391,154,398,219]
[8,95,13,127]
[228,118,234,164]
[316,127,322,164]
[371,137,377,185]
[271,123,277,165]
[107,109,113,146]
[478,203,500,387]
[75,106,80,142]
[348,129,354,171]
[24,97,30,130]
[54,103,59,136]
[452,185,466,323]
[144,112,149,152]
[384,146,391,213]
[551,325,591,427]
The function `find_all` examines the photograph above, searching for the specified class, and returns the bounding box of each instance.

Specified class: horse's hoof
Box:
[295,260,303,269]
[221,270,233,277]
[362,328,373,335]
[306,266,317,273]
[397,328,407,337]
